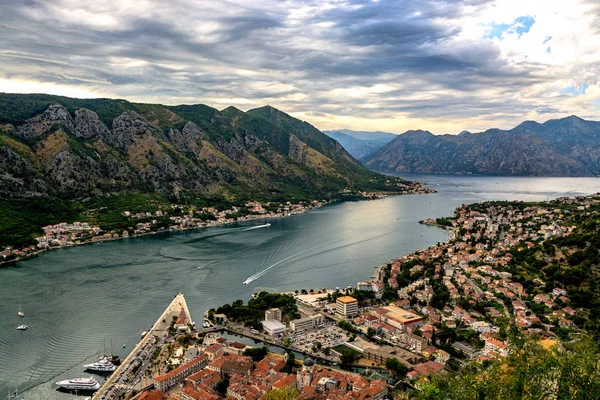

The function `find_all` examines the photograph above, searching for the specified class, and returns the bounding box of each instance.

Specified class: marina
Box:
[92,293,193,399]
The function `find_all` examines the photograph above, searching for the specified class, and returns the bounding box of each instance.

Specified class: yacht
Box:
[16,325,27,331]
[84,357,116,372]
[55,377,100,391]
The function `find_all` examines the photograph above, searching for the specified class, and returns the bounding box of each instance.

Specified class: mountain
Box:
[361,116,600,176]
[0,93,419,247]
[324,129,396,159]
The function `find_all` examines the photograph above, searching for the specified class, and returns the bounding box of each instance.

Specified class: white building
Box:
[470,321,500,334]
[357,281,374,291]
[265,308,282,322]
[289,314,324,332]
[483,338,509,358]
[261,320,286,336]
[336,296,358,318]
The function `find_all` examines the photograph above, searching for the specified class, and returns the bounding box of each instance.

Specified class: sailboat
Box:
[86,339,116,372]
[95,338,121,365]
[17,305,24,317]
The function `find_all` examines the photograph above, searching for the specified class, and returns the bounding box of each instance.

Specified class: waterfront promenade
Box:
[93,293,192,400]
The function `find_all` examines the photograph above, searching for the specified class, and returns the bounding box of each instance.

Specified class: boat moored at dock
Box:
[55,377,100,391]
[84,357,116,372]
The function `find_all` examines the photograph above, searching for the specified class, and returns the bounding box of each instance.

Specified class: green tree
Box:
[264,386,300,400]
[283,351,296,373]
[243,346,268,362]
[215,377,229,395]
[410,337,600,400]
[367,327,376,339]
[385,358,408,377]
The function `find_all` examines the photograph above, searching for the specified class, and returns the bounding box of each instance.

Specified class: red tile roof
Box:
[413,361,445,377]
[154,354,208,382]
[138,390,166,400]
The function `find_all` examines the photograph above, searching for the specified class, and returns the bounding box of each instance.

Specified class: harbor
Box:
[92,293,193,399]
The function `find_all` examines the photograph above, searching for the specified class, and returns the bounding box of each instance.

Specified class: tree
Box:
[215,377,229,395]
[283,351,296,373]
[323,347,331,356]
[283,337,291,346]
[385,358,408,377]
[410,337,600,400]
[243,346,268,362]
[367,327,376,339]
[446,358,460,371]
[339,347,360,365]
[264,386,300,400]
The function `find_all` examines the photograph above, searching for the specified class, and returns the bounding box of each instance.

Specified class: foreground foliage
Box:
[411,337,600,400]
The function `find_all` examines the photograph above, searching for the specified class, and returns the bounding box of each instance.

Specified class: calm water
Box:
[1,175,599,398]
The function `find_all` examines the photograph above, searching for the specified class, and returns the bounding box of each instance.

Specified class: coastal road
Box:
[93,293,192,400]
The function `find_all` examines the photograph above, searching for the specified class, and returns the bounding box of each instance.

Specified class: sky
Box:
[1,0,600,134]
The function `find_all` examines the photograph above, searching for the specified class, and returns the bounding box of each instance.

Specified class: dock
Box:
[93,293,193,400]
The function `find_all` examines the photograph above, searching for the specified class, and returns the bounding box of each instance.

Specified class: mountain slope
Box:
[0,93,421,247]
[362,116,600,176]
[324,129,396,159]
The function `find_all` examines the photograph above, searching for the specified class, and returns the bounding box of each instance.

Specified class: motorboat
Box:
[55,377,100,391]
[84,357,116,372]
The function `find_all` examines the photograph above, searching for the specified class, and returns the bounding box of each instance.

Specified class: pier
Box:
[93,293,193,400]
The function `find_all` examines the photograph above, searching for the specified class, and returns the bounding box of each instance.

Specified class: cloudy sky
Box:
[1,0,600,133]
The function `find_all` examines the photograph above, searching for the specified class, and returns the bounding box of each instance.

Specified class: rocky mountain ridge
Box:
[0,93,409,202]
[361,116,600,176]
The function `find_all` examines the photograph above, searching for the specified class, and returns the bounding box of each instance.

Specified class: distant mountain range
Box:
[324,129,396,159]
[361,116,600,176]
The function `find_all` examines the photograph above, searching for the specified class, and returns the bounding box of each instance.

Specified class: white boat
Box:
[18,305,24,317]
[84,357,116,372]
[16,325,27,331]
[243,278,253,285]
[141,330,148,338]
[55,377,100,391]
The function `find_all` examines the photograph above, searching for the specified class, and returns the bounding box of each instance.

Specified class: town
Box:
[90,193,600,399]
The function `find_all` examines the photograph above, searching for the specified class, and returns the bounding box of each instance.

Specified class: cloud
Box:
[0,0,599,133]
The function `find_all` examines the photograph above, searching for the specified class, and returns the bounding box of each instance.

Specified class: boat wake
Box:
[243,223,271,231]
[241,230,394,285]
[242,245,321,285]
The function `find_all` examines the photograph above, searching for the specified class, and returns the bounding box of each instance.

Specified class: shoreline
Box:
[0,189,435,268]
[0,201,326,268]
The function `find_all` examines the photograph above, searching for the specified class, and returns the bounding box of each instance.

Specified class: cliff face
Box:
[0,94,399,202]
[361,116,600,176]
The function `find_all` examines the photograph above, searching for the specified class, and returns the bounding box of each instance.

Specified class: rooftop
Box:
[261,320,286,330]
[382,305,423,323]
[337,296,357,304]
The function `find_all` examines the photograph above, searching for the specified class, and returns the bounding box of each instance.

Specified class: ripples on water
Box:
[1,175,599,398]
